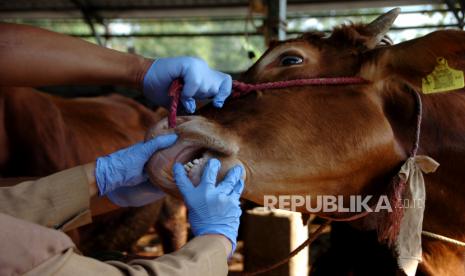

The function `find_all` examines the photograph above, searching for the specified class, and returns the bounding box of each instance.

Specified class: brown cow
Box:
[0,86,187,255]
[146,9,465,275]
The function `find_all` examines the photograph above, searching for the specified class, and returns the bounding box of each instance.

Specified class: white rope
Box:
[422,231,465,247]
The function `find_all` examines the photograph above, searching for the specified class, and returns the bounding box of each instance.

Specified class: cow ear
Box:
[359,8,400,49]
[362,30,465,91]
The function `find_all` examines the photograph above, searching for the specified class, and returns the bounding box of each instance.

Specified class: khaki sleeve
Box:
[25,236,229,276]
[0,166,92,230]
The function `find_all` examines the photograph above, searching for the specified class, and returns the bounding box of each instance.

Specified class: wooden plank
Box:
[243,207,309,276]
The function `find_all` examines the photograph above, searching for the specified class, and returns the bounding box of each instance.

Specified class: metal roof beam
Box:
[1,8,451,23]
[0,0,441,20]
[445,0,464,29]
[69,0,107,45]
[264,0,287,43]
[70,0,102,45]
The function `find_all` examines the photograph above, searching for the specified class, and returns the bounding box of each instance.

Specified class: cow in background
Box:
[0,86,187,256]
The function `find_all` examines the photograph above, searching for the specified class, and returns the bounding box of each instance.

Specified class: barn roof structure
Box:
[0,0,448,19]
[1,0,463,43]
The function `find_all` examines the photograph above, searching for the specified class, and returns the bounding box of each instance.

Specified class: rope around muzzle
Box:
[167,77,368,128]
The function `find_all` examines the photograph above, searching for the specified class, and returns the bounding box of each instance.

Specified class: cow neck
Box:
[240,86,425,276]
[320,88,422,224]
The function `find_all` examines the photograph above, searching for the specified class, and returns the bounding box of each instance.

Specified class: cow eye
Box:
[280,55,303,66]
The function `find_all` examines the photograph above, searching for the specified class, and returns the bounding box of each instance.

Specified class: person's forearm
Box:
[83,162,98,197]
[82,162,120,216]
[0,163,119,227]
[0,23,152,88]
[205,234,232,257]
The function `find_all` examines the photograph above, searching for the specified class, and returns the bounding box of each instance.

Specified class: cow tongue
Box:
[149,142,221,186]
[147,139,205,190]
[182,151,233,186]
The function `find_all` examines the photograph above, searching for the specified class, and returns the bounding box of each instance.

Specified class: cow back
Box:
[0,87,161,177]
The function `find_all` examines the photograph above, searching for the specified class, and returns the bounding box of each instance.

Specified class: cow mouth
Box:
[145,116,244,197]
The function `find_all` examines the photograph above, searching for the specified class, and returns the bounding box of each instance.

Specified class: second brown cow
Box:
[0,86,187,256]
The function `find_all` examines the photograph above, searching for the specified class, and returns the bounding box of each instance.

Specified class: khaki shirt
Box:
[0,166,229,276]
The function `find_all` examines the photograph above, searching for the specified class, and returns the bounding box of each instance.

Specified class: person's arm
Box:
[0,23,150,88]
[16,159,243,276]
[17,232,230,276]
[0,134,178,231]
[1,211,230,276]
[0,164,94,231]
[0,23,232,112]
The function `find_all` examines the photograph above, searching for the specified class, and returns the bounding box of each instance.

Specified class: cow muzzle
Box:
[145,116,245,197]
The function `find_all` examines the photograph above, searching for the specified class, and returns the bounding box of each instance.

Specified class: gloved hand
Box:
[142,57,232,113]
[106,181,165,207]
[95,133,178,197]
[173,158,244,253]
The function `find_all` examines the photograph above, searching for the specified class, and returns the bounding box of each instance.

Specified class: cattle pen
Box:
[1,1,465,275]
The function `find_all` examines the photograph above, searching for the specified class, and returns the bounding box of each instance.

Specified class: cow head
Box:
[146,8,465,212]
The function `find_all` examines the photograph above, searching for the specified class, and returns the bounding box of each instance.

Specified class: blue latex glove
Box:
[142,57,232,113]
[95,134,178,197]
[173,159,244,252]
[106,181,165,207]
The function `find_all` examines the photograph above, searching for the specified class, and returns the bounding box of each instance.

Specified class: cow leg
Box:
[77,197,188,258]
[78,202,163,256]
[154,196,188,253]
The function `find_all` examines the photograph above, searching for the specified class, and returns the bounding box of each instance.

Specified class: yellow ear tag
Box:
[422,57,464,94]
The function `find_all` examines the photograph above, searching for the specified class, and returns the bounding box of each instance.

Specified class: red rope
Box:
[168,77,368,128]
[377,89,423,246]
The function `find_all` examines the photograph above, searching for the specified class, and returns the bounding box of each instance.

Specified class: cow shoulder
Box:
[101,94,161,128]
[1,87,71,176]
[51,94,162,158]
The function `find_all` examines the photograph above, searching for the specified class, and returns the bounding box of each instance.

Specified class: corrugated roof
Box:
[1,0,248,11]
[0,0,438,14]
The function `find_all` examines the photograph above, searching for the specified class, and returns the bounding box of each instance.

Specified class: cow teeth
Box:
[183,158,205,171]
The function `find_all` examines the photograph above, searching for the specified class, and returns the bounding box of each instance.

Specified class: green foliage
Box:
[108,19,266,72]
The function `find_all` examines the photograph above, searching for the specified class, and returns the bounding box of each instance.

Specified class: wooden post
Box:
[244,207,308,276]
[264,0,287,45]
